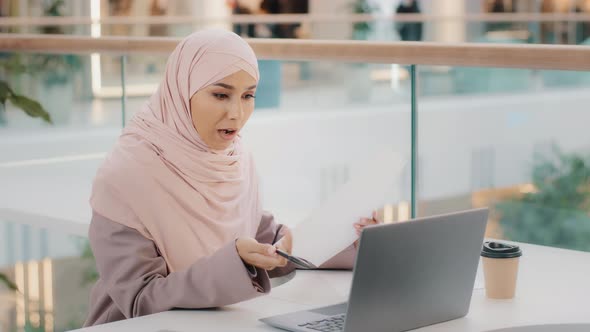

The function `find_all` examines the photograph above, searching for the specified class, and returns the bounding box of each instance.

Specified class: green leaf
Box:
[0,55,29,75]
[0,272,19,292]
[0,80,14,105]
[496,147,590,252]
[8,94,52,124]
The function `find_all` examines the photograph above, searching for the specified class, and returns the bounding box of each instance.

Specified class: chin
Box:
[211,142,233,151]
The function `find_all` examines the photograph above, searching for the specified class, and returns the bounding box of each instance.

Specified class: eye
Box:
[244,94,256,100]
[213,93,229,100]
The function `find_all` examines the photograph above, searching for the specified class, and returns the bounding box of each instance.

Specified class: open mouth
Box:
[217,128,238,140]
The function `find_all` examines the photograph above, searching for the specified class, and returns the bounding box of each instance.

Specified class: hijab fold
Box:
[90,29,261,272]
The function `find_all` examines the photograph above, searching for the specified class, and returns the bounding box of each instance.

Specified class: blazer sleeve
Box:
[88,212,271,319]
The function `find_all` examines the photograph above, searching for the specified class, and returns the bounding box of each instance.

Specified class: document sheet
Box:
[291,150,406,266]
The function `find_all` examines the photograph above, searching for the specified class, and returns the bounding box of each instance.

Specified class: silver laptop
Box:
[260,208,489,332]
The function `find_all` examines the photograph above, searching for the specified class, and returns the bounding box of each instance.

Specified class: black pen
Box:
[275,249,317,270]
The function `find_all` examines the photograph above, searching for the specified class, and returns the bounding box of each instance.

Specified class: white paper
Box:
[291,149,406,266]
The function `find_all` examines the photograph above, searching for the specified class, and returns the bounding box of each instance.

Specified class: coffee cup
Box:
[481,241,522,299]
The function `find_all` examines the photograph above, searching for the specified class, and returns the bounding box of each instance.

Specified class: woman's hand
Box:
[352,211,382,248]
[236,237,287,270]
[273,225,293,256]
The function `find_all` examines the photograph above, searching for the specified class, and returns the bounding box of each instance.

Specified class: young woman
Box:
[84,29,377,326]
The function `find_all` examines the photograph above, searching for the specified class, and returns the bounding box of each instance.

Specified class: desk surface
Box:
[71,242,590,332]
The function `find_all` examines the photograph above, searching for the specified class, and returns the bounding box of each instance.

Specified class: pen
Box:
[275,249,317,270]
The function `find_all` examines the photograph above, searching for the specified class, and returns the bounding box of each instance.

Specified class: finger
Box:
[280,226,293,239]
[267,256,288,269]
[373,210,384,224]
[266,256,285,268]
[274,237,289,251]
[357,218,376,226]
[278,228,293,252]
[267,260,288,270]
[248,242,277,256]
[277,257,288,267]
[266,245,277,256]
[275,244,292,256]
[247,253,284,269]
[272,243,290,266]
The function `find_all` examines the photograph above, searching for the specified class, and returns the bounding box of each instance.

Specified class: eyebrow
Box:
[212,83,257,90]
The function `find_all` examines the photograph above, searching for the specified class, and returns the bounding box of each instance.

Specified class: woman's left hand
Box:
[353,210,381,248]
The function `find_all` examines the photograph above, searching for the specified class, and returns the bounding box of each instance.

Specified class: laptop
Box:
[260,208,489,332]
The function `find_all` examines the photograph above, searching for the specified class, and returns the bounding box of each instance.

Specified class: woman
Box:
[84,29,377,327]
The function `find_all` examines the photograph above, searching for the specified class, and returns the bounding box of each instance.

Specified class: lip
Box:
[217,128,238,141]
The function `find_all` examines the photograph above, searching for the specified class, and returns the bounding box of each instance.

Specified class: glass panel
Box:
[417,65,590,252]
[0,219,92,332]
[0,52,126,129]
[240,59,413,225]
[249,60,412,224]
[0,52,124,242]
[1,50,122,331]
[119,53,166,108]
[1,52,86,129]
[418,64,534,97]
[81,55,413,225]
[0,54,411,330]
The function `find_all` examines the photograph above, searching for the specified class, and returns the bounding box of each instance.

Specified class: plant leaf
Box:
[8,94,52,124]
[0,273,19,292]
[0,55,29,75]
[0,80,14,105]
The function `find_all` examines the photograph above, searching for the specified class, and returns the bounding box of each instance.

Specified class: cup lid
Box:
[481,241,522,259]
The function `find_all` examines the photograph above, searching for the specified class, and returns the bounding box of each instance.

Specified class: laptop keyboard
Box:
[297,314,346,331]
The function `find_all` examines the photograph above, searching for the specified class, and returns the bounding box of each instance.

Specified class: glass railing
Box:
[416,65,590,253]
[1,34,590,331]
[0,219,91,332]
[0,58,412,332]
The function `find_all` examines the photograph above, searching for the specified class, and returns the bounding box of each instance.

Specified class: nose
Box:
[227,98,243,121]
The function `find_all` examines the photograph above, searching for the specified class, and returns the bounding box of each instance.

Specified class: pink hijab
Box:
[90,29,262,272]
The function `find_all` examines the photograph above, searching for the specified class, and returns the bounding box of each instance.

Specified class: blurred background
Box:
[1,0,590,331]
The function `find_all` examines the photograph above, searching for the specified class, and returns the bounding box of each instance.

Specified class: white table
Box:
[70,242,590,332]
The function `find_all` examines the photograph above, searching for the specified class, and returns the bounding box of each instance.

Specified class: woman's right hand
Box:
[236,237,287,270]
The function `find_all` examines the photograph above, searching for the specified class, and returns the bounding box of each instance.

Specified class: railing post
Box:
[120,54,127,127]
[410,64,418,219]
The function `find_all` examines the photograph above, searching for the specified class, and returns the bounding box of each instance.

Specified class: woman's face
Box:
[190,70,257,150]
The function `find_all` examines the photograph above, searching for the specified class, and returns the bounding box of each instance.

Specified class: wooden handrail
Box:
[1,34,589,71]
[2,13,590,27]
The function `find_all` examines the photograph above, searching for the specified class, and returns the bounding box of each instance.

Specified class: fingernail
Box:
[354,224,361,229]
